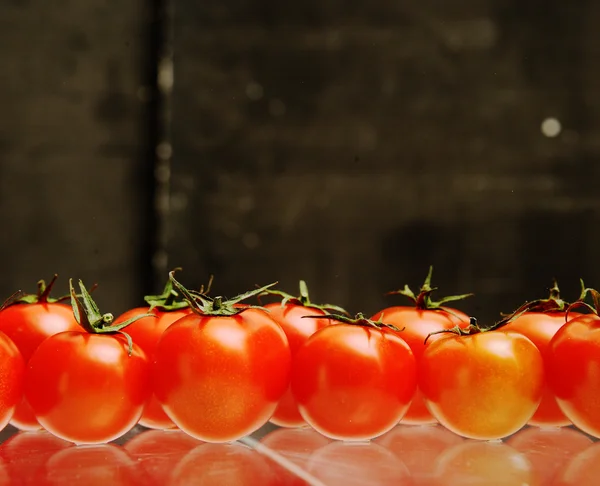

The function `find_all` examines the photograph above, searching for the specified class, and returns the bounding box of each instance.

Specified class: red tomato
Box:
[263,302,331,427]
[432,441,538,486]
[169,443,279,486]
[0,331,25,431]
[0,301,81,430]
[153,307,291,442]
[420,330,544,440]
[507,426,592,485]
[371,306,469,424]
[503,312,581,427]
[124,430,201,486]
[548,314,600,438]
[24,332,151,444]
[291,324,417,440]
[114,307,191,430]
[33,444,146,486]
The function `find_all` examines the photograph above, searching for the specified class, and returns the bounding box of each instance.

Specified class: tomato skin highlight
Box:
[548,314,600,438]
[153,308,291,442]
[0,302,81,430]
[291,324,417,441]
[371,306,469,424]
[24,331,152,444]
[0,331,25,432]
[263,302,331,427]
[114,307,191,430]
[420,331,544,440]
[503,312,581,427]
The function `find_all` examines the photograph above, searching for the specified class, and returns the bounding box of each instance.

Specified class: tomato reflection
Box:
[260,427,331,485]
[432,440,539,486]
[0,430,72,485]
[376,424,463,483]
[168,442,279,486]
[507,426,592,485]
[124,429,202,485]
[307,441,413,486]
[551,441,600,486]
[33,444,146,486]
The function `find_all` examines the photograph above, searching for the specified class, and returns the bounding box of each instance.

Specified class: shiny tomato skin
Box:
[291,324,417,441]
[370,306,468,424]
[263,302,331,427]
[503,312,581,427]
[24,331,152,444]
[0,302,81,430]
[0,332,25,431]
[114,307,191,430]
[548,314,600,438]
[153,308,291,442]
[420,331,544,440]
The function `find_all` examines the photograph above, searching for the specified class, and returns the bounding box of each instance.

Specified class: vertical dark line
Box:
[139,0,171,295]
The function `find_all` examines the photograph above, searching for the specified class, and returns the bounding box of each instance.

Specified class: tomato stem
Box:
[303,312,403,332]
[258,280,349,315]
[144,268,191,312]
[565,281,600,320]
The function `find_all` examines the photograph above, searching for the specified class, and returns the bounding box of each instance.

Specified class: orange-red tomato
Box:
[503,311,582,427]
[370,306,469,424]
[551,441,600,486]
[420,331,544,440]
[507,426,593,485]
[263,302,331,427]
[114,307,191,430]
[153,308,291,442]
[548,314,600,438]
[291,324,417,440]
[24,332,152,444]
[0,302,81,430]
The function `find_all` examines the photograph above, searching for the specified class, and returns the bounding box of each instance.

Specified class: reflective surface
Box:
[0,423,596,485]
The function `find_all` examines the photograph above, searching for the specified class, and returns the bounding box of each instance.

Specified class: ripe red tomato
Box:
[263,302,331,427]
[114,307,191,430]
[420,328,544,440]
[0,331,25,432]
[0,276,82,430]
[548,312,600,438]
[153,305,291,442]
[290,321,417,440]
[25,332,151,444]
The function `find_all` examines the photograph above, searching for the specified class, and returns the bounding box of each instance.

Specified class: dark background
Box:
[2,1,599,323]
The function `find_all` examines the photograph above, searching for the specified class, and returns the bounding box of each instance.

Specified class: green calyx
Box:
[69,279,154,355]
[144,268,193,312]
[302,312,403,332]
[386,266,473,311]
[501,279,571,316]
[565,280,600,318]
[168,270,276,316]
[259,280,349,316]
[1,274,74,310]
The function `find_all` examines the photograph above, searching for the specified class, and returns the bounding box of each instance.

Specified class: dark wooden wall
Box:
[2,2,600,322]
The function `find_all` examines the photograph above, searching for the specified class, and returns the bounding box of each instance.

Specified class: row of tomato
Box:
[0,423,597,486]
[0,268,598,444]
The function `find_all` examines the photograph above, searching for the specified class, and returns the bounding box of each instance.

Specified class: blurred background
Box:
[1,1,599,322]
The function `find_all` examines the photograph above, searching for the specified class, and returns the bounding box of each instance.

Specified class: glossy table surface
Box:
[0,423,597,485]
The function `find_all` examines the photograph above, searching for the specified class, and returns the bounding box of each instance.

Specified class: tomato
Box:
[25,331,151,444]
[376,424,463,483]
[419,329,544,440]
[371,267,472,424]
[291,321,417,440]
[551,441,600,486]
[153,304,290,442]
[507,426,592,485]
[124,429,201,486]
[548,313,600,437]
[432,440,538,486]
[0,276,82,430]
[114,307,191,430]
[263,302,331,427]
[0,331,25,431]
[306,441,412,486]
[33,444,146,486]
[169,443,279,486]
